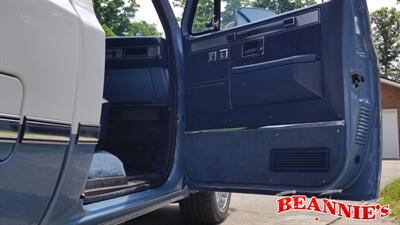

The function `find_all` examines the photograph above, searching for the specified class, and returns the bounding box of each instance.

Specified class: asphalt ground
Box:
[127,160,400,225]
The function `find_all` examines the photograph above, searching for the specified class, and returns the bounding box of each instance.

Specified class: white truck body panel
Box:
[0,0,79,123]
[0,74,23,116]
[70,0,105,132]
[0,0,104,133]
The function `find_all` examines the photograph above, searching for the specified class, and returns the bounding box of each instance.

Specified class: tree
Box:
[93,0,161,37]
[173,0,215,33]
[128,21,163,36]
[250,0,316,14]
[101,24,116,37]
[370,7,400,81]
[93,0,138,36]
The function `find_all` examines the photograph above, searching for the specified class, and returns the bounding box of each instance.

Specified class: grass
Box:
[379,178,400,222]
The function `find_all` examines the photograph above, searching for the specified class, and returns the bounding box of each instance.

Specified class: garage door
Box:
[382,109,400,159]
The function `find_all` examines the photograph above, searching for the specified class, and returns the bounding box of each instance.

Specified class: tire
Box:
[179,192,231,224]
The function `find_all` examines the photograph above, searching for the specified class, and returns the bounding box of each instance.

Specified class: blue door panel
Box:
[0,143,14,162]
[0,144,66,225]
[187,82,229,115]
[38,139,96,225]
[186,5,344,131]
[187,50,228,85]
[231,22,322,68]
[231,58,322,107]
[183,0,381,201]
[185,123,346,188]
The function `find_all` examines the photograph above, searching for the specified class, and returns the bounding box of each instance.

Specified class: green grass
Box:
[379,178,400,222]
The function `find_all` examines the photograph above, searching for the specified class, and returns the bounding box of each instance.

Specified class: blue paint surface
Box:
[1,0,381,224]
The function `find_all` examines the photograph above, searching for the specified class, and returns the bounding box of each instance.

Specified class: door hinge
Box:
[351,72,364,88]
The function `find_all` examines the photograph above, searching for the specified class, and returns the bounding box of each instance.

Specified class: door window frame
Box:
[187,0,221,35]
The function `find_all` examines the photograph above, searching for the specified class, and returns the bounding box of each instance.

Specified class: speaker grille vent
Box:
[355,105,371,145]
[271,149,329,172]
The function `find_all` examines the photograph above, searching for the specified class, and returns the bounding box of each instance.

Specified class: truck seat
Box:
[87,151,126,179]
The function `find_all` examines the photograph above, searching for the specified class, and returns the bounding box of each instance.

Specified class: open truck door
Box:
[181,0,381,200]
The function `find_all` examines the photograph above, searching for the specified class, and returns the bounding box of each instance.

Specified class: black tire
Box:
[179,192,231,224]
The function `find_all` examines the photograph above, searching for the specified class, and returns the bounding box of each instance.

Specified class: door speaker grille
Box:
[355,105,371,145]
[271,149,329,172]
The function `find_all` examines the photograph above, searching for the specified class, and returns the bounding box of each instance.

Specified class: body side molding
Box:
[0,114,20,143]
[21,117,72,145]
[76,123,100,145]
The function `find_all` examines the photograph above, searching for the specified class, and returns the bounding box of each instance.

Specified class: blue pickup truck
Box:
[0,0,381,224]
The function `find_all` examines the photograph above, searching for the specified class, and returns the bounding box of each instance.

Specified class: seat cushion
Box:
[88,151,126,179]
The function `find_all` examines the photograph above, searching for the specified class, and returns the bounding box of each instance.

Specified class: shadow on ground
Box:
[126,204,236,225]
[125,204,188,225]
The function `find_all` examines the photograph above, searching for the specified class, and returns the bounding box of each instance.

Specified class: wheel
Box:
[179,192,231,224]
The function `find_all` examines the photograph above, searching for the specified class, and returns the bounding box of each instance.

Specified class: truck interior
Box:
[82,37,174,204]
[80,0,379,203]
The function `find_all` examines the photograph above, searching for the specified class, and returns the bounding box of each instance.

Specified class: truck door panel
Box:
[182,0,381,201]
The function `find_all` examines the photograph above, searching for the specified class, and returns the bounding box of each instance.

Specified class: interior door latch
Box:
[351,72,364,88]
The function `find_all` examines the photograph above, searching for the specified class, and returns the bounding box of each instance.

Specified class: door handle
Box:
[283,17,297,28]
[243,47,262,56]
[242,38,264,57]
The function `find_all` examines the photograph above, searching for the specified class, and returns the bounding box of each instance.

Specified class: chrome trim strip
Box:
[186,127,247,134]
[0,115,20,143]
[185,120,345,134]
[259,120,345,129]
[21,117,71,145]
[76,124,100,145]
[24,116,70,125]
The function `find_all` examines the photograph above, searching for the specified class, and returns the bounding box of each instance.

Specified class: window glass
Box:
[192,0,217,33]
[221,0,319,29]
[93,0,164,37]
[190,0,320,33]
[170,0,184,26]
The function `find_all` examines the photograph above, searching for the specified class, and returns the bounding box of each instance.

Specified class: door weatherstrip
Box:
[185,120,345,134]
[0,114,20,143]
[21,117,71,145]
